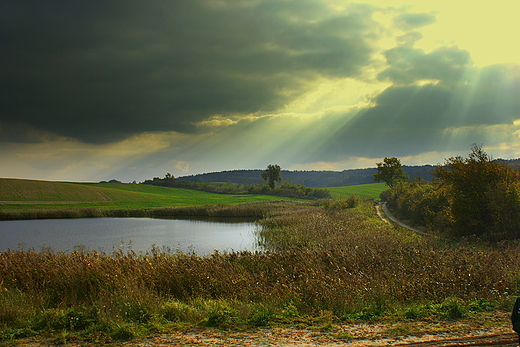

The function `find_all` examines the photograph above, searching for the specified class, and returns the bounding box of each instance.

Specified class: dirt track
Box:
[118,312,515,347]
[118,328,516,347]
[13,313,516,346]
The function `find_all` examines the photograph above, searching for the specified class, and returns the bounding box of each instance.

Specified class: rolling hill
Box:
[0,178,293,211]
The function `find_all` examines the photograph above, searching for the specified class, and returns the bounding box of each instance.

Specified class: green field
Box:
[327,182,387,199]
[0,178,387,220]
[0,178,293,211]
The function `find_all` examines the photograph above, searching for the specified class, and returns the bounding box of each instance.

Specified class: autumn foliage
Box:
[383,145,520,240]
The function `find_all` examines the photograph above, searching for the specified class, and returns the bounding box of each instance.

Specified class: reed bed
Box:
[0,200,307,221]
[1,199,519,342]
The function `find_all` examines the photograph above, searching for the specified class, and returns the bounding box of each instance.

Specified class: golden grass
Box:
[0,199,519,342]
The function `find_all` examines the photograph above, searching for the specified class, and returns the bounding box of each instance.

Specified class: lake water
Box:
[0,217,262,255]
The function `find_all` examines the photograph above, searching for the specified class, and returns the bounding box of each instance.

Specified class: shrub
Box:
[436,297,468,319]
[201,301,237,327]
[161,300,202,323]
[247,306,273,326]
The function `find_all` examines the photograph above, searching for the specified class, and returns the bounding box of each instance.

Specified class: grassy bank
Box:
[1,199,518,344]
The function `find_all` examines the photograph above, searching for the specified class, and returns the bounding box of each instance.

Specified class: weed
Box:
[0,328,35,342]
[32,308,97,332]
[161,300,202,324]
[280,302,299,318]
[402,304,429,320]
[332,331,354,340]
[109,323,138,341]
[385,323,422,336]
[317,310,336,331]
[201,301,237,327]
[247,305,273,327]
[436,297,468,319]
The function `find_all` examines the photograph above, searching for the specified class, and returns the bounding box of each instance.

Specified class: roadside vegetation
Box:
[382,145,520,241]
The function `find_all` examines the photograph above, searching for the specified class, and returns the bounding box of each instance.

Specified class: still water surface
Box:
[0,217,262,255]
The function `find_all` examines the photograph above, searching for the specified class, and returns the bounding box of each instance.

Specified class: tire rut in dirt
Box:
[393,332,516,346]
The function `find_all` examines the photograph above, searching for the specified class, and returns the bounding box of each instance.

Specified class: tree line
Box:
[140,165,331,199]
[175,165,437,187]
[378,145,520,241]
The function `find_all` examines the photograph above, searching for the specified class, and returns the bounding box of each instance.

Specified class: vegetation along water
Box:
[1,156,520,344]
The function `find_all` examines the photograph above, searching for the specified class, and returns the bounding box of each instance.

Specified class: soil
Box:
[117,328,516,347]
[120,322,515,347]
[14,312,517,346]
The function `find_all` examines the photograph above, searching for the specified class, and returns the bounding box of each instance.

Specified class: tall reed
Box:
[0,199,519,342]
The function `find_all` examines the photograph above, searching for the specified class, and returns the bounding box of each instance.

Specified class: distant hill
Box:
[177,165,436,188]
[176,159,520,188]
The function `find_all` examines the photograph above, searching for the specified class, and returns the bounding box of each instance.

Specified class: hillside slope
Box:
[0,178,113,202]
[0,178,295,212]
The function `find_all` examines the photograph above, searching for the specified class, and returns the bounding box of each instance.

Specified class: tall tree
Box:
[261,164,282,189]
[373,157,408,187]
[433,144,520,238]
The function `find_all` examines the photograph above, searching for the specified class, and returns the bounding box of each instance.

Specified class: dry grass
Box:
[0,199,519,342]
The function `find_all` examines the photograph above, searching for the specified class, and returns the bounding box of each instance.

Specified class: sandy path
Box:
[119,327,515,347]
[12,314,516,346]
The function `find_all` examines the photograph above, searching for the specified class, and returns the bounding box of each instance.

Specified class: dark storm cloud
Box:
[0,0,380,143]
[0,122,61,143]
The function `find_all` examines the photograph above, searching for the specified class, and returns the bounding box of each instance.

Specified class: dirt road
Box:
[117,328,515,347]
[14,315,516,346]
[116,313,516,347]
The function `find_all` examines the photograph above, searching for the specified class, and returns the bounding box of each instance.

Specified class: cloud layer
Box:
[1,0,520,181]
[1,0,382,143]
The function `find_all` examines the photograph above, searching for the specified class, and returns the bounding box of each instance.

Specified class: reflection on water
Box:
[0,217,263,255]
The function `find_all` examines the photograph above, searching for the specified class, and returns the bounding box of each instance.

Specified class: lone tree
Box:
[373,157,408,187]
[261,164,282,189]
[433,144,520,238]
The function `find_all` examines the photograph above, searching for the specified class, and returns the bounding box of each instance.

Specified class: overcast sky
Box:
[1,0,520,182]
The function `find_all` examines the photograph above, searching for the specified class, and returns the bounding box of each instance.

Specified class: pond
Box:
[0,217,263,255]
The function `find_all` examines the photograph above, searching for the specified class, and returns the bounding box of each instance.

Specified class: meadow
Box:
[327,182,387,199]
[1,179,517,344]
[0,179,294,220]
[0,178,386,220]
[1,197,519,343]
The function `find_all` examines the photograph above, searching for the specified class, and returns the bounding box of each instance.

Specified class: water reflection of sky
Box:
[0,217,262,255]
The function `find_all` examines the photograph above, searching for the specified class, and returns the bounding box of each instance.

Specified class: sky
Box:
[1,0,520,182]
